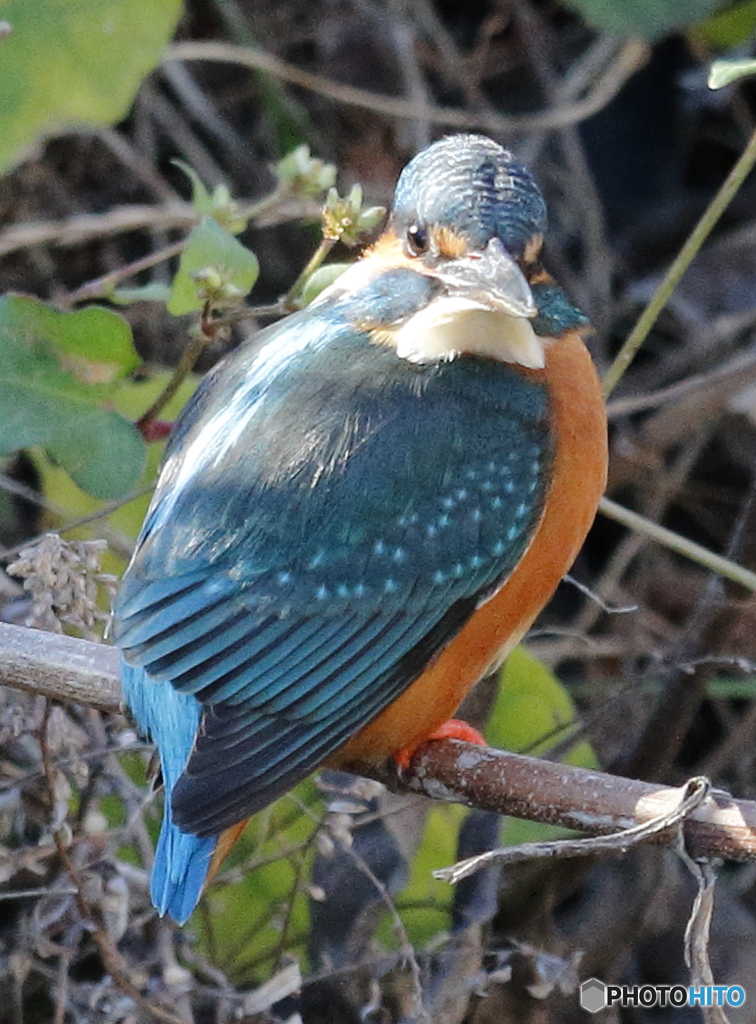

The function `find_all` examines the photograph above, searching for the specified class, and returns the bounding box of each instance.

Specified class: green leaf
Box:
[299,263,351,306]
[32,370,199,579]
[564,0,726,38]
[1,296,139,381]
[708,58,756,89]
[168,216,259,315]
[488,646,597,768]
[693,0,756,48]
[44,410,145,499]
[0,296,145,498]
[0,0,183,171]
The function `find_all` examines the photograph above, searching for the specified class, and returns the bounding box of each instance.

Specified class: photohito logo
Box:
[580,978,746,1013]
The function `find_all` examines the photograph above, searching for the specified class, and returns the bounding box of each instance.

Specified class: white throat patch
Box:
[391,296,547,369]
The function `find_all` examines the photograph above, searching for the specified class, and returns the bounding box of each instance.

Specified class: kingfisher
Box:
[113,134,608,924]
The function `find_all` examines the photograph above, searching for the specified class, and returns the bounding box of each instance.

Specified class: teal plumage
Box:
[115,134,594,922]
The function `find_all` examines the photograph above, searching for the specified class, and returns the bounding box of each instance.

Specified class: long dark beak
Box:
[431,237,536,318]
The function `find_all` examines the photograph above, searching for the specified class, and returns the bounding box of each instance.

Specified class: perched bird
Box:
[114,134,607,923]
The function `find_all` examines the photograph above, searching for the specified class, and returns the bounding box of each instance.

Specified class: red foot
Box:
[394,719,487,772]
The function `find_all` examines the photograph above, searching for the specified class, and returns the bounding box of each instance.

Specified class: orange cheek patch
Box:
[527,266,553,286]
[433,226,469,258]
[522,234,544,266]
[368,231,414,266]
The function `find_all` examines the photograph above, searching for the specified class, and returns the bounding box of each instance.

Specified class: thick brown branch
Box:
[2,621,755,861]
[0,621,121,711]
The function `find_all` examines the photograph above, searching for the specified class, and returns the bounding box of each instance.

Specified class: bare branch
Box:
[164,39,649,135]
[2,621,756,863]
[434,775,711,884]
[0,197,320,258]
[0,621,120,712]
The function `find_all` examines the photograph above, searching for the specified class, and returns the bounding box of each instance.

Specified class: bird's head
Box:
[390,133,546,319]
[324,135,561,369]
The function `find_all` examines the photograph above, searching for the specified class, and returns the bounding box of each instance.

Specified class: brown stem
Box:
[135,317,210,438]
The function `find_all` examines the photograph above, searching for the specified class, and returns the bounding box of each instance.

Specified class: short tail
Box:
[151,803,216,923]
[121,659,216,923]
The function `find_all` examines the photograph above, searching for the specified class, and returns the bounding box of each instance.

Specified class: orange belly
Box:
[333,330,607,766]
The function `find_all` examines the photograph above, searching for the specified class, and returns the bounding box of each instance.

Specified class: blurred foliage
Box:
[0,0,183,171]
[565,0,729,38]
[168,215,260,314]
[693,0,756,47]
[377,802,468,950]
[492,646,598,848]
[0,297,145,498]
[490,646,597,768]
[194,785,321,979]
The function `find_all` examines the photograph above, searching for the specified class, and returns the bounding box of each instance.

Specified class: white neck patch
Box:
[390,296,547,368]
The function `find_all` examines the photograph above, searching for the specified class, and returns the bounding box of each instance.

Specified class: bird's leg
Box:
[394,719,487,772]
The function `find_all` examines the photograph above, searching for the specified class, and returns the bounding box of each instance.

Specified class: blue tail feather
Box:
[121,659,216,923]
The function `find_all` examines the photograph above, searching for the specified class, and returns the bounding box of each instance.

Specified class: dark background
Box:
[2,1,756,1021]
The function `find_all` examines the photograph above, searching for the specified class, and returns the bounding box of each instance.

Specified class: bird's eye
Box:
[406,223,429,256]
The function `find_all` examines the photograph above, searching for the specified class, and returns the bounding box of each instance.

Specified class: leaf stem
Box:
[602,124,756,397]
[283,237,336,309]
[135,302,214,436]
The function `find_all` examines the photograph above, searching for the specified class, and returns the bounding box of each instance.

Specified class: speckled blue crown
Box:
[391,134,547,258]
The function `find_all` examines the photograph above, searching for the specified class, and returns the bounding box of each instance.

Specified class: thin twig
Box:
[164,39,648,135]
[0,197,320,259]
[59,185,296,307]
[0,204,196,257]
[605,347,756,419]
[0,483,150,564]
[434,776,710,884]
[283,237,336,309]
[599,496,756,592]
[135,327,207,437]
[39,703,187,1024]
[340,842,429,1024]
[62,239,185,306]
[678,852,730,1024]
[603,124,756,396]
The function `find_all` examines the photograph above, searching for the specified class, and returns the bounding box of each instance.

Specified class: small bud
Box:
[191,266,245,306]
[173,160,249,234]
[275,145,337,197]
[321,184,385,246]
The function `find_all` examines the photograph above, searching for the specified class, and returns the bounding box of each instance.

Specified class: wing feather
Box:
[115,308,553,841]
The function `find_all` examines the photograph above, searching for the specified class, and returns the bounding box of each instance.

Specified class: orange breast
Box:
[333,329,607,767]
